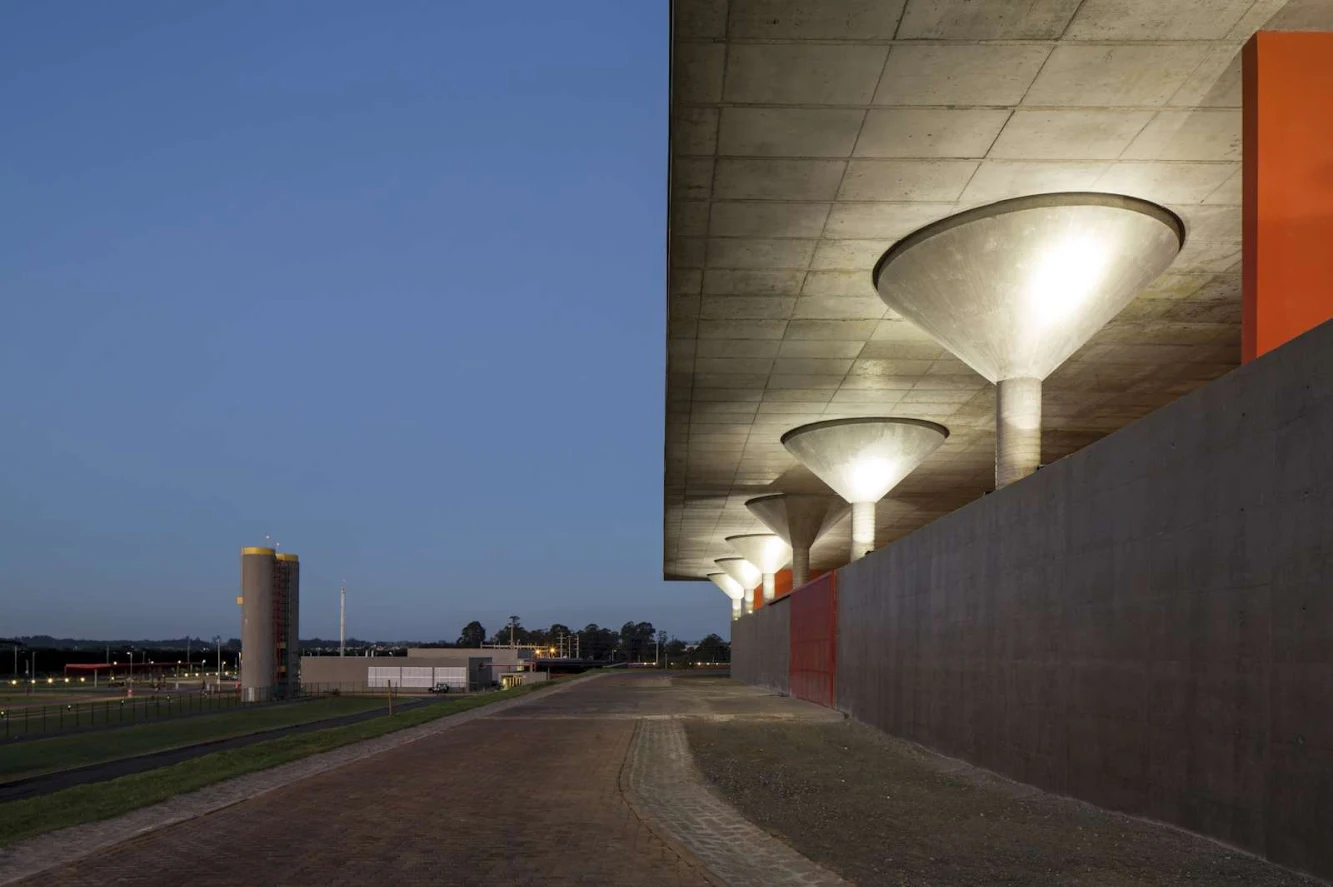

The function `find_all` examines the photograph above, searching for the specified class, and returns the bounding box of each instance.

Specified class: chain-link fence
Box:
[0,680,483,741]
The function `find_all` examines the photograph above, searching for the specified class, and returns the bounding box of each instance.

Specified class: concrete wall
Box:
[730,597,790,695]
[836,318,1333,880]
[301,656,491,689]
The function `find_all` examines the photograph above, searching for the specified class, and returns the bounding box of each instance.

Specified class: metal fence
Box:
[0,680,483,741]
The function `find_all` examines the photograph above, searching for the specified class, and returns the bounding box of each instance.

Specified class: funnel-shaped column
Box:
[875,193,1183,488]
[707,572,745,621]
[716,557,761,614]
[725,534,792,604]
[745,494,849,587]
[781,418,948,562]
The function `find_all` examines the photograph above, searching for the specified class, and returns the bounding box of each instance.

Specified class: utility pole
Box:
[186,637,191,674]
[508,615,519,650]
[339,579,346,657]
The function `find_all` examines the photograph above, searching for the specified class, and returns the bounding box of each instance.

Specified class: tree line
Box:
[447,620,729,664]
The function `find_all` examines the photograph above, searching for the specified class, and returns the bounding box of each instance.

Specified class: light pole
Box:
[214,636,222,684]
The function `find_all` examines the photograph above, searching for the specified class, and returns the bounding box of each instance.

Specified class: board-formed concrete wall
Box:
[836,318,1333,880]
[730,597,790,695]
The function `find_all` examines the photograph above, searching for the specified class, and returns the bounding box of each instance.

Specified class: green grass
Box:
[0,681,556,846]
[1,692,246,739]
[0,696,394,783]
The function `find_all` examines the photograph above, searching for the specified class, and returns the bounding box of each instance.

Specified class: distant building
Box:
[238,547,300,701]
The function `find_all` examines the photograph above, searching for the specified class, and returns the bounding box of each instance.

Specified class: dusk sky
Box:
[0,3,722,641]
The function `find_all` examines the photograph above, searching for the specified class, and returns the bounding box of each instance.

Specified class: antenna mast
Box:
[339,579,346,657]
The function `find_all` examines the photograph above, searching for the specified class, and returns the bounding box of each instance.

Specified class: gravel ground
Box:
[685,720,1326,887]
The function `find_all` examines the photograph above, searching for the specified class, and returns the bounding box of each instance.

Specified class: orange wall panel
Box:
[1243,32,1333,362]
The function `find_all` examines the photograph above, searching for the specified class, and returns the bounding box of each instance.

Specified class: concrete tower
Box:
[239,547,275,702]
[239,546,300,701]
[274,552,300,697]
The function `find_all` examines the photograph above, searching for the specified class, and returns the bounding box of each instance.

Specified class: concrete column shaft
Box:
[761,573,776,603]
[730,598,742,620]
[791,547,810,589]
[743,587,754,615]
[850,501,876,561]
[997,377,1042,489]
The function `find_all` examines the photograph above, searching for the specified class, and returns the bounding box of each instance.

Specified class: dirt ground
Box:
[685,719,1325,887]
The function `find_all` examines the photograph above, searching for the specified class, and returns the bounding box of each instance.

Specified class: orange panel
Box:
[773,568,793,599]
[788,572,837,708]
[1243,32,1333,362]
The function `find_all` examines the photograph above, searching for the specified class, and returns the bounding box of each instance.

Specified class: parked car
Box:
[427,682,452,694]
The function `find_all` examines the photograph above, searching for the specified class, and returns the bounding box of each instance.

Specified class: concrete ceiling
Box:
[664,0,1333,581]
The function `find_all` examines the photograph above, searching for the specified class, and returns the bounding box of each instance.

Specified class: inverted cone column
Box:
[726,534,792,604]
[716,557,761,614]
[781,418,949,562]
[707,572,745,621]
[746,494,849,587]
[875,193,1183,488]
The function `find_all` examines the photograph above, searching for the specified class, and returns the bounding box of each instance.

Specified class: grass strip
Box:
[1,696,393,782]
[0,682,552,847]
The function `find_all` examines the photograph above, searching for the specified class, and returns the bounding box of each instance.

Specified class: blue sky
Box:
[0,2,721,641]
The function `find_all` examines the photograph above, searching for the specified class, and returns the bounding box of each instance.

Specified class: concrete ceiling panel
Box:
[727,0,908,38]
[723,44,889,105]
[989,110,1156,160]
[823,202,959,239]
[837,159,978,201]
[791,296,888,319]
[1122,110,1242,161]
[1168,46,1243,108]
[1022,44,1211,107]
[897,0,1082,38]
[959,160,1109,202]
[671,201,710,236]
[873,44,1051,106]
[1095,161,1237,203]
[778,339,866,358]
[1261,0,1333,30]
[801,269,878,298]
[703,268,807,295]
[697,319,790,340]
[708,201,832,238]
[674,0,729,38]
[713,158,847,200]
[810,239,894,270]
[705,237,817,268]
[673,108,719,156]
[699,296,798,319]
[672,157,715,200]
[853,109,1011,159]
[718,108,865,157]
[1201,166,1242,205]
[1175,205,1243,242]
[784,319,882,340]
[1065,0,1256,40]
[674,43,726,104]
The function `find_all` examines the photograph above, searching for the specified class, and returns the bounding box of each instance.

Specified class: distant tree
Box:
[456,621,487,648]
[695,633,729,664]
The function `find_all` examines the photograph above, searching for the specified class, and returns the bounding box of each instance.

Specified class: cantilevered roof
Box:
[664,0,1333,580]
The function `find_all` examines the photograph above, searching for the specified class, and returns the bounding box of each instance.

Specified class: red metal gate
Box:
[788,571,836,708]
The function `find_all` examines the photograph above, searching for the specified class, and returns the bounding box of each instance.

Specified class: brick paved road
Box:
[14,678,735,887]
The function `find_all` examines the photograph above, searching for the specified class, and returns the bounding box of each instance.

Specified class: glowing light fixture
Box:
[745,494,849,587]
[725,534,792,604]
[715,557,761,614]
[874,193,1183,487]
[707,572,746,621]
[781,418,948,561]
